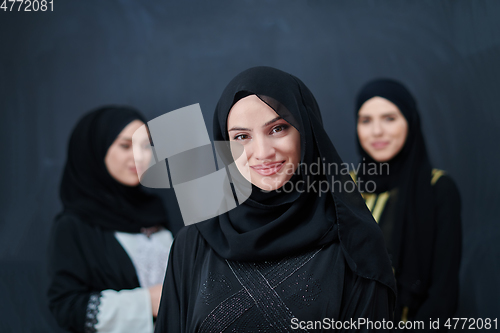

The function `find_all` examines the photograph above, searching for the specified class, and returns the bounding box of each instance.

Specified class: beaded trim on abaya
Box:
[84,292,101,333]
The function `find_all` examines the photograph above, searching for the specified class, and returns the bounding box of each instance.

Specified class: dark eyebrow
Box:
[118,137,133,141]
[263,116,283,127]
[228,126,251,132]
[228,116,284,132]
[358,112,397,118]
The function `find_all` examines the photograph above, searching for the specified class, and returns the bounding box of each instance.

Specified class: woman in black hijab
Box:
[154,67,396,332]
[47,106,180,333]
[353,79,462,330]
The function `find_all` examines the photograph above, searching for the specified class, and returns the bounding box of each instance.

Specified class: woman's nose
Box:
[133,146,143,161]
[371,121,383,136]
[252,137,275,161]
[133,145,150,164]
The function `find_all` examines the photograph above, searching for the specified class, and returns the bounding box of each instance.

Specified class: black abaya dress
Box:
[155,225,393,332]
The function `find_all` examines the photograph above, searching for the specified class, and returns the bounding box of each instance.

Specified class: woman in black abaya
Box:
[352,79,462,330]
[47,106,181,333]
[154,67,396,332]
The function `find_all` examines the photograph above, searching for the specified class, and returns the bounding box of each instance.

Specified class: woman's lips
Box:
[371,141,389,150]
[250,161,285,176]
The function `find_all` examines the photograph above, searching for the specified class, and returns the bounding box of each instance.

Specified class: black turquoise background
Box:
[1,1,499,331]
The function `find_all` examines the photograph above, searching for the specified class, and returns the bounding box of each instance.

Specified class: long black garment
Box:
[354,80,462,330]
[155,67,396,332]
[47,213,142,332]
[47,106,178,332]
[156,225,392,332]
[355,172,462,329]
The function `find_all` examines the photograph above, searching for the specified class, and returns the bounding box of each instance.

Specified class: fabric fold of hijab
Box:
[59,106,167,233]
[355,79,434,305]
[195,66,396,295]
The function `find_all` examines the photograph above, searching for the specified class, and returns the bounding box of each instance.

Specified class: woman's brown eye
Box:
[272,124,288,134]
[234,134,248,140]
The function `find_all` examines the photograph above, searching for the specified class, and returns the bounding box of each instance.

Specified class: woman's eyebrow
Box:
[228,126,251,132]
[228,116,284,132]
[263,116,283,127]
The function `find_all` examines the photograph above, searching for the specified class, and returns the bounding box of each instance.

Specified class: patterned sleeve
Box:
[85,288,153,333]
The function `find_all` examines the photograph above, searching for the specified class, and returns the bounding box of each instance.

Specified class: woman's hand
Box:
[148,284,163,317]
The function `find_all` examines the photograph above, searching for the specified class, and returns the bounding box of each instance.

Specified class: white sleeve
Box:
[94,288,153,333]
[115,229,173,288]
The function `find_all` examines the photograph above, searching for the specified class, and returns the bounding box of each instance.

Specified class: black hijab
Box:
[196,66,396,294]
[355,79,434,306]
[59,106,167,233]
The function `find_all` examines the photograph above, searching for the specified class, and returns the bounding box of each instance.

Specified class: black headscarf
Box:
[59,106,167,233]
[196,66,396,294]
[355,79,434,307]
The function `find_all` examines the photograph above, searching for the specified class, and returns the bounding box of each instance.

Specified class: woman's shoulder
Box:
[47,213,99,261]
[173,224,200,241]
[431,169,461,205]
[167,225,211,277]
[431,169,447,185]
[52,212,86,233]
[170,225,207,254]
[431,169,459,191]
[50,212,103,242]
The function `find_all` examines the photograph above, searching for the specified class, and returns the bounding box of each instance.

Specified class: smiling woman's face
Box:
[357,96,408,162]
[227,95,301,191]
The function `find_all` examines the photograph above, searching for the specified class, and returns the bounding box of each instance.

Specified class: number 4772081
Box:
[1,0,53,12]
[444,318,497,330]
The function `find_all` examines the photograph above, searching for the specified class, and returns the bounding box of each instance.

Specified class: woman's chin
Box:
[251,176,290,192]
[119,177,141,187]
